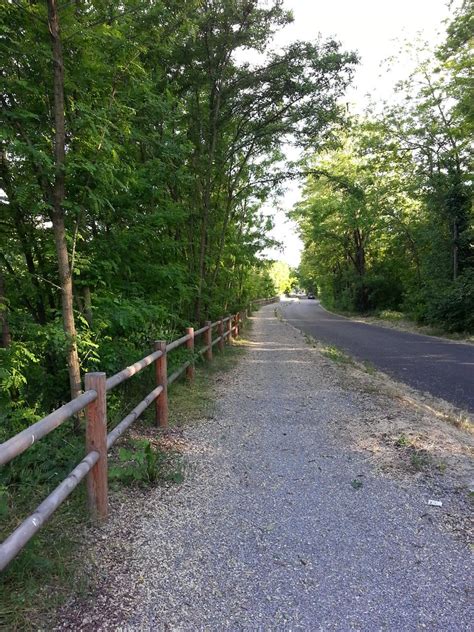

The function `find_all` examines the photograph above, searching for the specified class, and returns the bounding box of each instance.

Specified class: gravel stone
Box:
[56,305,473,631]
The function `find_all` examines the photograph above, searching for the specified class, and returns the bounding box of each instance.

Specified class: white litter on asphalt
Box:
[428,499,443,507]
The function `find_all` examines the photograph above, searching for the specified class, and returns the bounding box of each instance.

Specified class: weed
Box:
[322,345,354,365]
[410,450,431,471]
[395,433,411,448]
[363,360,376,375]
[377,310,405,322]
[109,440,184,487]
[351,478,363,489]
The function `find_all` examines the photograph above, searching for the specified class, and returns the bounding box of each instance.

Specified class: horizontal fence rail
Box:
[0,298,279,571]
[0,390,97,467]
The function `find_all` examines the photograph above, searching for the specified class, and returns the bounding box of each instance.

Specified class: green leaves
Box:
[293,3,473,330]
[1,0,360,440]
[110,440,184,487]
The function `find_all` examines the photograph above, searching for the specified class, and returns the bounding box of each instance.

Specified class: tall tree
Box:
[47,0,82,402]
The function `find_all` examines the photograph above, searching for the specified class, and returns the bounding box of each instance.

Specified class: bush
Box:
[328,267,403,313]
[364,272,404,311]
[424,270,474,332]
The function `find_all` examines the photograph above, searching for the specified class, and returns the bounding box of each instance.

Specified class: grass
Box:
[0,486,92,631]
[362,360,376,375]
[0,331,247,630]
[351,478,363,490]
[168,339,247,428]
[394,434,440,473]
[323,303,473,344]
[409,449,432,471]
[395,433,411,448]
[321,344,355,366]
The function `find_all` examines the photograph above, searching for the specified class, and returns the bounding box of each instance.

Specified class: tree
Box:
[269,261,293,295]
[292,1,472,330]
[171,0,357,318]
[46,0,82,403]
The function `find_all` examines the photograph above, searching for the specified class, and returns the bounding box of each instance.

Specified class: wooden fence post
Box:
[186,327,195,380]
[235,313,239,338]
[217,319,224,351]
[154,340,168,428]
[204,321,213,361]
[85,372,108,521]
[227,315,232,344]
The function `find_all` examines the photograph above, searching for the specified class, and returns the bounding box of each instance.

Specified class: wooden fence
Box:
[0,297,278,571]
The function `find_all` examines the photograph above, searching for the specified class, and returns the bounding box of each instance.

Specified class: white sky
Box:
[261,0,462,267]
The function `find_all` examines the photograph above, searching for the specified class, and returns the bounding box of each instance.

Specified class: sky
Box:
[260,0,462,267]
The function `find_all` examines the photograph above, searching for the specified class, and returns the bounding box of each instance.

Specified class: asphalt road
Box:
[280,299,474,413]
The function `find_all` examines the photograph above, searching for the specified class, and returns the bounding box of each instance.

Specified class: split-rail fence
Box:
[0,297,278,571]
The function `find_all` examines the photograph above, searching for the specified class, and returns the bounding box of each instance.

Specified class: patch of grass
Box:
[168,340,246,427]
[0,487,93,631]
[436,461,447,474]
[410,449,431,471]
[395,433,411,448]
[394,436,448,475]
[392,433,432,472]
[362,360,376,375]
[321,345,354,365]
[351,478,363,490]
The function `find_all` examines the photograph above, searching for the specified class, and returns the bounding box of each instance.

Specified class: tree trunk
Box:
[82,285,93,328]
[47,0,82,407]
[0,273,11,348]
[453,217,459,281]
[353,228,368,311]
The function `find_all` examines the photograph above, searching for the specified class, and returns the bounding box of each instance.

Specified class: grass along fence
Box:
[0,298,278,572]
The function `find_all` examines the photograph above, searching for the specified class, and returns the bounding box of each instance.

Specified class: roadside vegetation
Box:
[292,0,473,335]
[321,306,474,344]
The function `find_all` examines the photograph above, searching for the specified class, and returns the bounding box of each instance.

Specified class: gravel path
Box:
[57,306,472,631]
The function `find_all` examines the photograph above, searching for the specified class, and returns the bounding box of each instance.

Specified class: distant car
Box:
[307,293,315,299]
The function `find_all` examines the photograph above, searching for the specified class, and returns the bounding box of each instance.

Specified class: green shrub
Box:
[423,270,474,332]
[109,440,184,487]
